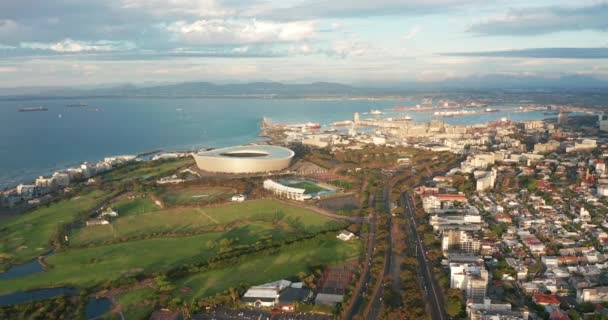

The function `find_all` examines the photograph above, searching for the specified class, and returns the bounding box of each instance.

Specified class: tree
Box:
[445,289,464,317]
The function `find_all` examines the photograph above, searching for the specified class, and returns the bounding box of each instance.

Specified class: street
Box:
[401,192,448,320]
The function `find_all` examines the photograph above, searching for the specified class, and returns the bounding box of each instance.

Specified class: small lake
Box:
[0,251,53,280]
[0,287,112,319]
[85,297,112,319]
[0,287,78,306]
[0,259,44,280]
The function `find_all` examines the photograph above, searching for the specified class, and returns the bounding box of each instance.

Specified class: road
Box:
[366,184,393,320]
[401,192,448,320]
[343,209,376,319]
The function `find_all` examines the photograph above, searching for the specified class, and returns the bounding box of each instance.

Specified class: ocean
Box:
[0,97,554,189]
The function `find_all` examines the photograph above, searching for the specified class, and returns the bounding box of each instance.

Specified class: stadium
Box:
[193,145,294,174]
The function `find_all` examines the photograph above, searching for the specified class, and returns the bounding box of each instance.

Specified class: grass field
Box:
[174,234,360,301]
[70,199,337,246]
[0,200,346,294]
[112,198,161,216]
[0,231,230,294]
[158,186,234,206]
[102,158,193,182]
[0,226,357,295]
[0,190,115,265]
[284,181,329,194]
[113,288,157,320]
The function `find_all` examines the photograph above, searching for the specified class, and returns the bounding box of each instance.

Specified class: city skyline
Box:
[0,0,607,87]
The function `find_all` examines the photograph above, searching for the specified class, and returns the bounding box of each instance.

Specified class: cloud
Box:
[262,0,488,20]
[21,39,136,53]
[331,40,372,58]
[0,19,20,42]
[166,19,317,45]
[0,66,17,73]
[120,0,236,18]
[402,26,420,41]
[469,2,608,35]
[441,47,608,59]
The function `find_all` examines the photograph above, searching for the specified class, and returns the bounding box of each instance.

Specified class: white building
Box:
[337,230,356,241]
[52,172,70,186]
[442,230,481,255]
[476,169,497,192]
[566,139,597,153]
[231,194,247,202]
[577,287,608,304]
[599,114,608,132]
[16,184,36,200]
[467,299,519,320]
[450,263,489,301]
[263,179,311,201]
[242,280,292,308]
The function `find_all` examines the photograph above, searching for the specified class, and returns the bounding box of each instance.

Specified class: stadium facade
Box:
[193,145,294,174]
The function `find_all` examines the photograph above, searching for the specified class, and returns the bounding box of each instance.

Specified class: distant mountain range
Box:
[1,74,607,98]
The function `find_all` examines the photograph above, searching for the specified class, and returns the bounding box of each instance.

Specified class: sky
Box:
[0,0,607,87]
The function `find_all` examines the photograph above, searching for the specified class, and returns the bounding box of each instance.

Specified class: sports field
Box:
[287,181,329,194]
[158,186,234,206]
[113,198,161,216]
[71,199,338,246]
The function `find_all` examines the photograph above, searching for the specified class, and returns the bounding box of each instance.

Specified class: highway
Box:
[344,209,376,319]
[401,192,448,320]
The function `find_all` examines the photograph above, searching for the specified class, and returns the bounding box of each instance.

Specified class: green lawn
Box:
[114,288,157,320]
[0,200,346,295]
[0,190,115,265]
[112,198,161,216]
[102,158,193,182]
[0,227,355,295]
[158,186,234,206]
[285,182,329,194]
[71,199,337,246]
[174,234,360,301]
[0,231,232,294]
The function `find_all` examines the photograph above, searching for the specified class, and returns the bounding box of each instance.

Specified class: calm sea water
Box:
[0,97,553,188]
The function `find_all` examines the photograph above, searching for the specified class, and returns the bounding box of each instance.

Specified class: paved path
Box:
[402,192,448,320]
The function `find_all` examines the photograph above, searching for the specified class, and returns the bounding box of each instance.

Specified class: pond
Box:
[0,259,45,280]
[0,252,53,280]
[0,287,78,306]
[85,297,112,319]
[0,288,113,319]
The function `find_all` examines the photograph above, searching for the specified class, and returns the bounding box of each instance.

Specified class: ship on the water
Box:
[66,103,88,108]
[366,109,383,115]
[18,106,48,112]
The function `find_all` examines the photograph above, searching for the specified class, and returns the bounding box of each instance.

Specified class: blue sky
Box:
[0,0,607,87]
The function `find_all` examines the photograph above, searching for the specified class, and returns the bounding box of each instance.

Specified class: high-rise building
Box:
[442,230,481,255]
[600,114,608,132]
[557,112,568,125]
[450,263,489,302]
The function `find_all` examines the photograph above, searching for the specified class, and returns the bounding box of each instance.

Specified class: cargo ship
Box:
[18,106,48,112]
[66,103,87,108]
[484,108,500,113]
